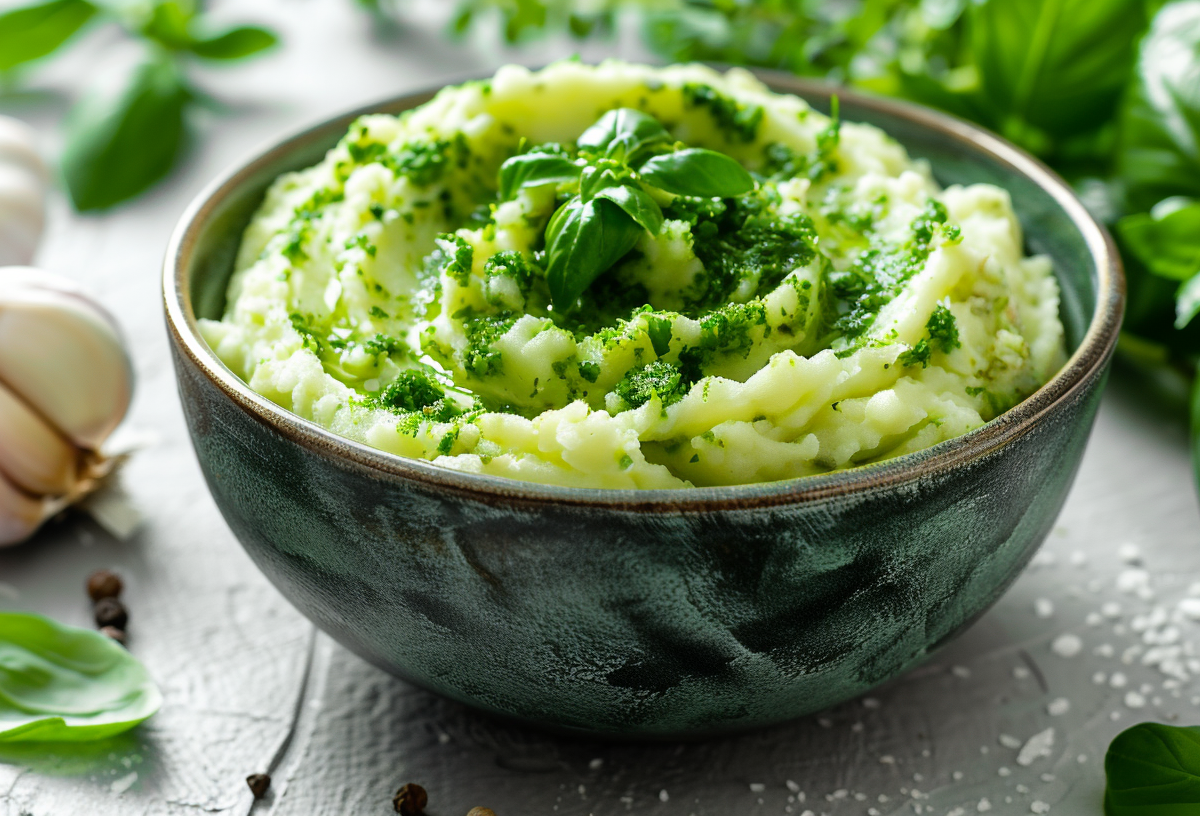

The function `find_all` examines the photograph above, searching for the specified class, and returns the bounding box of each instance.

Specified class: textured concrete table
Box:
[1,3,1197,815]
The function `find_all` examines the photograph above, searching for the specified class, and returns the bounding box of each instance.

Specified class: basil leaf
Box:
[1116,198,1200,282]
[545,197,642,308]
[969,0,1148,142]
[577,107,671,159]
[638,148,754,198]
[1105,721,1200,814]
[1177,273,1200,330]
[0,0,97,72]
[138,0,192,49]
[1117,2,1200,212]
[498,151,579,200]
[62,56,191,211]
[593,183,664,235]
[188,25,279,60]
[0,612,161,742]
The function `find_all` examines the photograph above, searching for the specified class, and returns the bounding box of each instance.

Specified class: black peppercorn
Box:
[246,773,271,799]
[393,782,428,815]
[99,626,127,646]
[94,597,128,629]
[86,569,123,601]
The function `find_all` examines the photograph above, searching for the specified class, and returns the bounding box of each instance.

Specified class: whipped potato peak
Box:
[201,61,1065,489]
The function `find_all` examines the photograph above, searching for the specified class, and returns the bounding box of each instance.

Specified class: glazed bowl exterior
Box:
[164,71,1123,739]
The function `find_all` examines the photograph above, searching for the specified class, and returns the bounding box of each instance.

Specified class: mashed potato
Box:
[200,61,1065,489]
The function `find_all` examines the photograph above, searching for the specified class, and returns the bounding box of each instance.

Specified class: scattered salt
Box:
[749,783,766,793]
[1110,672,1128,688]
[659,789,669,802]
[999,734,1022,749]
[1125,691,1147,709]
[1031,801,1051,814]
[1013,665,1032,680]
[1102,601,1122,618]
[1179,598,1200,620]
[879,755,895,764]
[785,780,801,793]
[952,665,972,679]
[1047,698,1070,716]
[588,758,603,770]
[862,697,880,709]
[978,798,992,812]
[1035,598,1055,618]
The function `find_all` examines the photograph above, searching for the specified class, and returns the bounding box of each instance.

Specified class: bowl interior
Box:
[186,80,1095,354]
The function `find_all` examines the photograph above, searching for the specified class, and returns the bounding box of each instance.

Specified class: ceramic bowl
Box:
[164,71,1123,739]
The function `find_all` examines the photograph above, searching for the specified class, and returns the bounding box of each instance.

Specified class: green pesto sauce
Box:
[274,81,965,436]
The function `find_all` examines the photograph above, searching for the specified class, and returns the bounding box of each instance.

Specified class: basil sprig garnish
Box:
[498,107,755,309]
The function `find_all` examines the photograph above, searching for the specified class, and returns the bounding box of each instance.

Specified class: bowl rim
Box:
[163,65,1124,512]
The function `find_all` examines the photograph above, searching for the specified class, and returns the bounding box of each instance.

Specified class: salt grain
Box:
[1017,728,1055,766]
[1110,672,1128,688]
[749,783,766,793]
[999,734,1022,749]
[1125,691,1147,709]
[659,789,669,802]
[1031,801,1051,814]
[1047,698,1070,716]
[1035,598,1055,618]
[1051,633,1083,658]
[978,798,992,812]
[1013,665,1032,680]
[1118,543,1142,564]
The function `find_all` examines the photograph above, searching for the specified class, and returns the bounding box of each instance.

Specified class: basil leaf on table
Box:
[0,0,97,72]
[62,56,191,211]
[969,0,1148,143]
[1117,1,1200,212]
[638,148,755,198]
[545,197,643,309]
[1105,721,1200,814]
[498,150,579,200]
[0,612,161,742]
[577,107,671,160]
[187,25,279,61]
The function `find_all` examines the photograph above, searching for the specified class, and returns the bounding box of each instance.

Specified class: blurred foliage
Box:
[0,0,278,210]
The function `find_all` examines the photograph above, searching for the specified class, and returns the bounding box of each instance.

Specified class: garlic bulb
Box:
[0,117,48,267]
[0,267,133,546]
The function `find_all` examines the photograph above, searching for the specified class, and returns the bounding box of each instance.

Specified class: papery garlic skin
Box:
[0,118,48,268]
[0,267,133,546]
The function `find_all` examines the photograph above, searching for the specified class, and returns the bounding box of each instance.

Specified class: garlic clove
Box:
[0,380,80,496]
[0,268,133,450]
[0,117,47,268]
[0,469,48,547]
[0,163,46,268]
[0,116,47,182]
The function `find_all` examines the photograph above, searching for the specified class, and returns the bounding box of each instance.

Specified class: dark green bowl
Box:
[163,72,1122,739]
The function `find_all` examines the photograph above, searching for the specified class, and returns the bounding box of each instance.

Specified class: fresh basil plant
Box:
[0,0,278,211]
[500,107,754,308]
[1105,721,1200,814]
[0,612,161,742]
